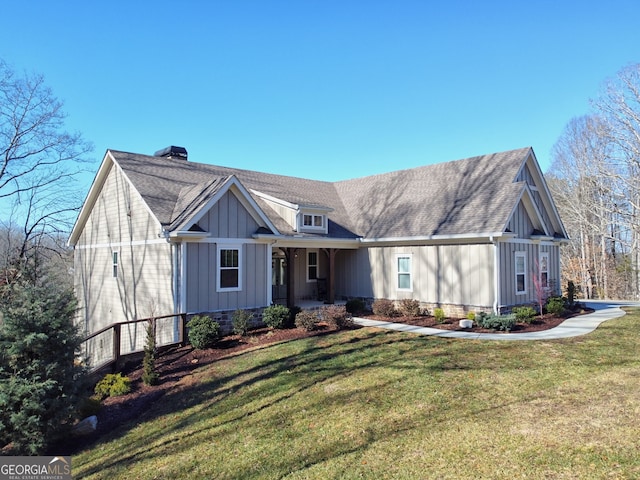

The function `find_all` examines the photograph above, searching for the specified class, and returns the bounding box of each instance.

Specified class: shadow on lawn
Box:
[73,317,638,478]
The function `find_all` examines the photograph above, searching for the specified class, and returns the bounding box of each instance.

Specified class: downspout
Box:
[267,241,276,305]
[180,242,187,314]
[491,236,500,315]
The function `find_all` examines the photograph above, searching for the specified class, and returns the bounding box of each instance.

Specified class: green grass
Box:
[73,309,640,479]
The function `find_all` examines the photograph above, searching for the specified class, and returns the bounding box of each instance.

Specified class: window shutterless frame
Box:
[217,245,242,292]
[515,251,527,294]
[396,254,412,291]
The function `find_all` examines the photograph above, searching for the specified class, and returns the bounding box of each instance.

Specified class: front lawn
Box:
[73,309,640,479]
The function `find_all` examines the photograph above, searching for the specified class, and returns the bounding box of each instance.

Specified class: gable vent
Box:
[154,145,188,160]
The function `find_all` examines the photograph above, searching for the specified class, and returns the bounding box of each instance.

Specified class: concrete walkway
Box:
[353,301,631,341]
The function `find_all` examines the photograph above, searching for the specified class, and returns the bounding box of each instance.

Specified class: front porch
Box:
[272,246,346,308]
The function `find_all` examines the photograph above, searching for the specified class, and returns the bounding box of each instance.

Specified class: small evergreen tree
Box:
[0,282,87,455]
[142,320,159,386]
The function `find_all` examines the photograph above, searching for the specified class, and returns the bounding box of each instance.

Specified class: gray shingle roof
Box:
[110,147,533,239]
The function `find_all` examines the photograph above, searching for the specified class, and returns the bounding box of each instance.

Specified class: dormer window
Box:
[298,209,328,233]
[303,214,324,228]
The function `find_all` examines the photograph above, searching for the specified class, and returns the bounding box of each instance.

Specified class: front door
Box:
[272,252,287,304]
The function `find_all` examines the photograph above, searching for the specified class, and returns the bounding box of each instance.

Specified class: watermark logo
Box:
[0,456,71,480]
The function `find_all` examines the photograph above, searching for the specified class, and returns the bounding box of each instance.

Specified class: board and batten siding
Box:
[196,190,261,238]
[507,201,534,238]
[498,241,561,308]
[74,162,175,338]
[185,190,269,312]
[336,243,495,309]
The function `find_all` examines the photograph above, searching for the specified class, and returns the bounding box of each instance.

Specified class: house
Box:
[69,146,567,362]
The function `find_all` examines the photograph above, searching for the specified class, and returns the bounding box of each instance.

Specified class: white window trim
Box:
[396,253,413,292]
[515,251,527,295]
[298,211,328,234]
[539,252,549,289]
[306,249,319,283]
[217,244,242,292]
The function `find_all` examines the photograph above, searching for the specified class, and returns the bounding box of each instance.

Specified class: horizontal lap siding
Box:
[336,244,494,308]
[75,243,174,335]
[74,164,174,335]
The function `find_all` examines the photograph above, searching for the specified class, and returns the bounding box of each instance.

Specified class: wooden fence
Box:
[81,313,188,372]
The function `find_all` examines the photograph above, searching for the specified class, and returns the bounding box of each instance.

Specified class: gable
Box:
[69,152,162,246]
[514,150,568,239]
[189,189,262,238]
[506,193,546,238]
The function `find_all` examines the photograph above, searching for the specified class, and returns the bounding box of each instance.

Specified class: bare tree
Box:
[593,64,640,297]
[0,59,92,281]
[549,64,640,300]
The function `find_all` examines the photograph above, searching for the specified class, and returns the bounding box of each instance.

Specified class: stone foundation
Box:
[346,296,494,319]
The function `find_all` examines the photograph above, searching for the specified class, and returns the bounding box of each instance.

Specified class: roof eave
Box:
[360,232,514,246]
[254,233,360,249]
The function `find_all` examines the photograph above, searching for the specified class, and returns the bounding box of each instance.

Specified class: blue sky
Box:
[2,0,639,191]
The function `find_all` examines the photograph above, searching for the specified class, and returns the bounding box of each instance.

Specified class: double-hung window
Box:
[397,254,412,291]
[307,250,318,282]
[539,252,549,289]
[112,251,119,278]
[515,252,527,294]
[218,245,241,292]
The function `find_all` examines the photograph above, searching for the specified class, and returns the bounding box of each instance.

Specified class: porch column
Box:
[285,248,296,309]
[323,248,338,304]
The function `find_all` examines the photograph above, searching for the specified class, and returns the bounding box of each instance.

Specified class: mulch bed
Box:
[361,310,587,334]
[61,306,593,454]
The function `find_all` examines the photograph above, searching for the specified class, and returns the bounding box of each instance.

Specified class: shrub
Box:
[321,305,354,329]
[478,313,516,332]
[263,304,290,329]
[546,296,566,315]
[372,298,396,317]
[187,315,221,349]
[295,310,320,331]
[345,298,366,315]
[512,306,537,324]
[398,299,421,317]
[433,308,446,324]
[94,373,131,399]
[142,320,159,386]
[77,396,102,418]
[232,309,253,336]
[466,311,476,321]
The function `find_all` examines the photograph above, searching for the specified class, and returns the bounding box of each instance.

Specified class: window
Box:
[302,214,323,228]
[539,252,549,289]
[307,250,318,281]
[112,251,118,278]
[397,254,412,291]
[515,252,527,294]
[218,246,241,291]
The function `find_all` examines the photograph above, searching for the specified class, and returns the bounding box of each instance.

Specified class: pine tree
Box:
[0,281,87,454]
[141,320,159,386]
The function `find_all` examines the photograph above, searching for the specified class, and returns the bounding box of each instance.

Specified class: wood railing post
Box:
[112,323,121,372]
[181,313,188,346]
